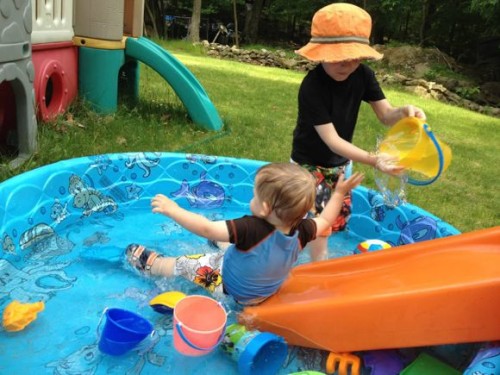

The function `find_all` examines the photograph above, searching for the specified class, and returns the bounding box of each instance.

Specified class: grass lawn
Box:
[1,39,498,233]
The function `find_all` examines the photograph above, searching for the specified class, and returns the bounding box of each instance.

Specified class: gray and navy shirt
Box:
[222,215,317,304]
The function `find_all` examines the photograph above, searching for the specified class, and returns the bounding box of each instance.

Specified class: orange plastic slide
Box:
[239,227,500,352]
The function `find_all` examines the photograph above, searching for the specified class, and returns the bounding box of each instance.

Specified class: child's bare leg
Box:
[126,244,174,277]
[308,236,328,261]
[150,257,175,276]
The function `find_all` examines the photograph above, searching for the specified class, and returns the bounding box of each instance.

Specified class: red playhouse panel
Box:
[32,42,78,121]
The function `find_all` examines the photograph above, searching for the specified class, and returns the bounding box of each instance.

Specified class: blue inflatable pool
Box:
[0,152,460,374]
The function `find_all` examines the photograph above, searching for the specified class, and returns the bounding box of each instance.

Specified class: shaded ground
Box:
[375,45,500,108]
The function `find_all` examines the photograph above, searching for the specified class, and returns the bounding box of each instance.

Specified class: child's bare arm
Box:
[151,194,230,242]
[313,172,364,235]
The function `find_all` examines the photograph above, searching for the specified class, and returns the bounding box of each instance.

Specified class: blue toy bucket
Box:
[222,323,288,375]
[98,308,153,356]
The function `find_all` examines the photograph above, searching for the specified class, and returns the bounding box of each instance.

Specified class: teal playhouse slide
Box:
[125,37,223,131]
[72,0,223,132]
[78,35,223,132]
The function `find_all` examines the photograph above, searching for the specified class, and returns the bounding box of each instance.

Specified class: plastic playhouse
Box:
[0,0,222,168]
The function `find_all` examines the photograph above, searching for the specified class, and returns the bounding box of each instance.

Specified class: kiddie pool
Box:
[0,152,460,374]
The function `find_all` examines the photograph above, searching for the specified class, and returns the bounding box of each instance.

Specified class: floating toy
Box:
[400,352,460,374]
[149,291,186,314]
[98,308,153,356]
[355,239,391,254]
[362,350,405,374]
[326,352,361,375]
[221,323,288,375]
[463,345,500,375]
[173,295,227,356]
[3,300,45,332]
[378,117,452,185]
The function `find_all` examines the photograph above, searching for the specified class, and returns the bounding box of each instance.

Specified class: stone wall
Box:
[202,41,500,118]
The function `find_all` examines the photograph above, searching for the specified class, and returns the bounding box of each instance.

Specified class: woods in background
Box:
[144,0,499,67]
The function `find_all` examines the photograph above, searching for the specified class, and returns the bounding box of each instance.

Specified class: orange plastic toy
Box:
[240,227,500,352]
[3,300,45,332]
[326,352,361,375]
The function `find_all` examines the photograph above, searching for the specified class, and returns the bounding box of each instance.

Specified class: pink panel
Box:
[32,42,78,121]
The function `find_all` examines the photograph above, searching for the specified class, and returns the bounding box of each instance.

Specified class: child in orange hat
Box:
[292,3,427,261]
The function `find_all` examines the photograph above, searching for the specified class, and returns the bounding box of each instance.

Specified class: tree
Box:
[187,0,202,42]
[243,0,264,43]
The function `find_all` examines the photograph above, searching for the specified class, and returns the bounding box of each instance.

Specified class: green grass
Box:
[1,40,499,233]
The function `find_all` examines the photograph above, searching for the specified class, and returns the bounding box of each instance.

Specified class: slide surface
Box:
[125,37,223,131]
[240,227,500,352]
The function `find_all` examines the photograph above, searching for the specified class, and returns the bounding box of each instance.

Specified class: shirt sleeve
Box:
[298,70,332,126]
[362,65,386,102]
[297,219,318,248]
[226,216,275,251]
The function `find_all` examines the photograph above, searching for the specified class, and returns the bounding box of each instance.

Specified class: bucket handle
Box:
[408,123,444,186]
[96,307,108,341]
[175,322,226,352]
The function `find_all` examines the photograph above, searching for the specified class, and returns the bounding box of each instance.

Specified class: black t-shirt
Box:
[291,64,385,167]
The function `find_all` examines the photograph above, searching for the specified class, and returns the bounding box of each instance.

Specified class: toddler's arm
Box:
[151,194,230,242]
[313,172,364,235]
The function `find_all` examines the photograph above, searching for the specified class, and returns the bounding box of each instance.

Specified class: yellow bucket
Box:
[378,117,452,185]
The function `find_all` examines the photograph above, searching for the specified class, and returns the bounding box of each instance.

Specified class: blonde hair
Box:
[255,163,316,227]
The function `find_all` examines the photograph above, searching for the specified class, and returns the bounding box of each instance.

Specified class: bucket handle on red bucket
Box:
[408,123,444,186]
[175,321,226,352]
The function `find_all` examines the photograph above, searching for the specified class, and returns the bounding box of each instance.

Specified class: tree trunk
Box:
[233,0,240,47]
[145,0,159,38]
[187,0,202,43]
[243,0,264,44]
[420,0,436,46]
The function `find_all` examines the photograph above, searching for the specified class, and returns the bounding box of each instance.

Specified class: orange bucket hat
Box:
[296,3,383,63]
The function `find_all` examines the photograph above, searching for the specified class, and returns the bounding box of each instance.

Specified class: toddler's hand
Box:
[335,172,364,195]
[151,194,178,216]
[375,153,405,176]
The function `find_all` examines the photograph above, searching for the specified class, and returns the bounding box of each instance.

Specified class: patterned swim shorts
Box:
[174,251,225,298]
[301,162,352,234]
[174,251,271,306]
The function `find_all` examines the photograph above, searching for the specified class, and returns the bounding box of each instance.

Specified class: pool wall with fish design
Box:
[0,152,461,374]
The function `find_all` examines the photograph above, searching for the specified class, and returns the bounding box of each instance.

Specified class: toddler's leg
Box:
[125,244,175,277]
[308,236,328,261]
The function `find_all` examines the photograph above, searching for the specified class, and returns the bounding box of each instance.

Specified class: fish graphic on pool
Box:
[171,172,228,209]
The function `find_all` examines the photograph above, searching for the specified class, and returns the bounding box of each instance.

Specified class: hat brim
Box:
[296,42,383,63]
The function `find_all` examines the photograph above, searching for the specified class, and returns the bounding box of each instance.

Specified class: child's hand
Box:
[375,153,405,176]
[151,194,178,216]
[335,172,364,195]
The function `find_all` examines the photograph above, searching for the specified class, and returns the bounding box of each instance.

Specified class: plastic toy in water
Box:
[3,301,45,332]
[221,323,288,375]
[378,117,452,186]
[362,350,405,374]
[463,345,500,375]
[400,352,460,375]
[173,295,227,356]
[355,239,391,254]
[149,291,187,314]
[98,308,154,356]
[326,352,361,375]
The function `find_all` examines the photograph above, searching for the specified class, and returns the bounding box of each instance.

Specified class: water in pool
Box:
[1,204,364,374]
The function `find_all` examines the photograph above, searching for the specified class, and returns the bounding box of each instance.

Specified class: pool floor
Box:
[1,205,370,374]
